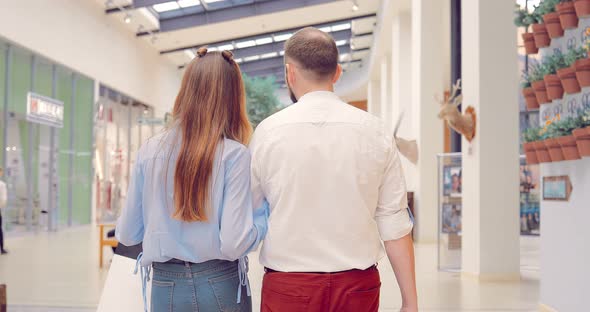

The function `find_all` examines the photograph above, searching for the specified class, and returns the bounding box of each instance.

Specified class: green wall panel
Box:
[9,47,31,115]
[72,75,93,225]
[55,68,72,225]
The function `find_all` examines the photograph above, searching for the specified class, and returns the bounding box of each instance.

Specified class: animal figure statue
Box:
[437,79,477,142]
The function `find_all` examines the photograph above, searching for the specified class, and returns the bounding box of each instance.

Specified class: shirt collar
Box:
[297,91,340,104]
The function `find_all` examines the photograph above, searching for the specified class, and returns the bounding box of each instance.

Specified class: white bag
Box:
[97,251,149,312]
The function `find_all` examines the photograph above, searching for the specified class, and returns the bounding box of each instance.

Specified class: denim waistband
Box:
[153,258,238,274]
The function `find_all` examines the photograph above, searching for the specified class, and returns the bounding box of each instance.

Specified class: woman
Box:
[116,47,268,312]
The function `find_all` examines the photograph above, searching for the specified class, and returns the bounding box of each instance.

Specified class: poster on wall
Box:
[443,166,462,197]
[441,204,462,234]
[520,162,540,236]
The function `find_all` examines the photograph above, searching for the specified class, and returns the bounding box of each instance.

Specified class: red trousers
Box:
[260,266,381,312]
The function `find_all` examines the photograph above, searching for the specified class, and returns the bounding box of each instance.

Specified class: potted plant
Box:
[544,119,566,162]
[557,0,578,29]
[575,32,590,87]
[523,127,541,164]
[543,53,566,100]
[556,117,582,160]
[574,110,590,156]
[574,0,590,17]
[521,70,540,110]
[532,5,552,48]
[515,6,539,54]
[530,63,551,104]
[559,46,585,94]
[542,0,565,39]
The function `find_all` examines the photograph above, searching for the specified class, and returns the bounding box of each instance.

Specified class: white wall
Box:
[540,159,590,311]
[0,0,181,112]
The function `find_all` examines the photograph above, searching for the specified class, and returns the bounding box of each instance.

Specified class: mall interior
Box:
[0,0,588,311]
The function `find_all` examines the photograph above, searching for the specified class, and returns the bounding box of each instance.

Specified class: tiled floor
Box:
[0,226,540,311]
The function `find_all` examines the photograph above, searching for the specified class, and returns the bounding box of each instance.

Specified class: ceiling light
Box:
[203,0,225,3]
[332,23,351,32]
[217,44,234,51]
[255,37,273,45]
[260,52,278,59]
[234,58,243,63]
[236,40,256,49]
[153,1,180,12]
[279,50,285,56]
[274,33,292,42]
[124,13,132,24]
[207,46,218,52]
[352,1,359,11]
[339,53,351,62]
[178,0,200,8]
[335,40,347,46]
[319,26,332,33]
[351,43,356,49]
[243,55,260,62]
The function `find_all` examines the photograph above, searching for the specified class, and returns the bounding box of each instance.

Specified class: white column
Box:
[392,12,418,191]
[367,79,381,116]
[461,0,520,279]
[411,0,446,243]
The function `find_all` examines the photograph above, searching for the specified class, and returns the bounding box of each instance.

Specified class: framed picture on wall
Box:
[443,166,462,197]
[543,176,573,201]
[441,204,462,234]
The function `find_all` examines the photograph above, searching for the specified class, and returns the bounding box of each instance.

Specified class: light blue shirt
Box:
[116,128,268,267]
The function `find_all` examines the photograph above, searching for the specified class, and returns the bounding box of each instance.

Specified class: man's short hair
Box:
[284,27,339,81]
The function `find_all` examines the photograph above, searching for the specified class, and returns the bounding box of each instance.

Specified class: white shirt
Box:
[250,91,413,272]
[0,180,7,209]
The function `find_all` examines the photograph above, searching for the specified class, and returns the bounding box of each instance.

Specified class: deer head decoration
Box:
[437,79,477,142]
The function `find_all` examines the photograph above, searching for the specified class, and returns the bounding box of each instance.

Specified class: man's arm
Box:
[375,137,418,311]
[384,235,418,311]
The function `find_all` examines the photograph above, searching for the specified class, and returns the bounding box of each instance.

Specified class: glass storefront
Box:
[94,86,158,224]
[0,38,95,233]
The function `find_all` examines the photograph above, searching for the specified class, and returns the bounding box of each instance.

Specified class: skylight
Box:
[217,44,234,51]
[331,23,351,32]
[260,52,278,59]
[255,37,273,45]
[244,55,260,62]
[236,40,256,49]
[274,33,292,42]
[153,1,180,12]
[177,0,200,8]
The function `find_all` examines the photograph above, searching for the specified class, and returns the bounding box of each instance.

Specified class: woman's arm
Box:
[115,159,145,246]
[219,148,268,260]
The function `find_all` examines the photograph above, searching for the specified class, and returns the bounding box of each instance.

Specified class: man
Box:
[0,167,8,254]
[250,27,418,312]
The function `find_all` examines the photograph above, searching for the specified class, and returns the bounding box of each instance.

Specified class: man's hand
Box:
[384,234,418,311]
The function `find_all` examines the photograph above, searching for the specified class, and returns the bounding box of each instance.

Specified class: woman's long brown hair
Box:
[171,47,252,222]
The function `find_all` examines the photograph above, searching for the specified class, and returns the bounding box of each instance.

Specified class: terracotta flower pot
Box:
[532,23,551,48]
[543,13,564,38]
[575,58,590,87]
[534,140,552,163]
[532,80,550,104]
[522,87,540,110]
[545,138,565,162]
[557,135,581,160]
[557,66,581,94]
[544,74,564,100]
[557,2,579,29]
[573,127,590,156]
[524,142,539,164]
[522,33,539,55]
[574,0,590,18]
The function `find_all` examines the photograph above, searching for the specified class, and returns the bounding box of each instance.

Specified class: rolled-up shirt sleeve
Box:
[375,141,413,241]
